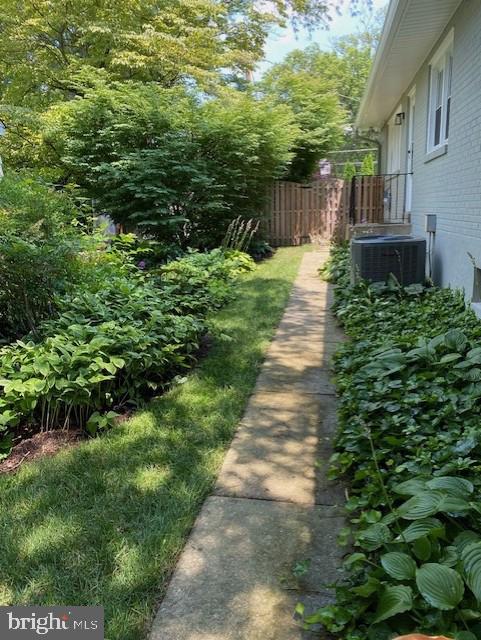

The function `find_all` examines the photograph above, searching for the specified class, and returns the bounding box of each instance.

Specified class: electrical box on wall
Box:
[425,214,437,233]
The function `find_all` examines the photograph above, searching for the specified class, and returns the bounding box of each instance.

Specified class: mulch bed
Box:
[0,336,214,475]
[0,430,83,474]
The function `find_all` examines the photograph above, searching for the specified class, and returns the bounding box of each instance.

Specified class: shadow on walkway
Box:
[150,248,347,640]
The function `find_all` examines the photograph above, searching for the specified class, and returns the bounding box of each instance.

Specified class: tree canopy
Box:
[32,82,298,246]
[259,66,345,181]
[0,0,377,245]
[0,0,368,107]
[259,10,383,180]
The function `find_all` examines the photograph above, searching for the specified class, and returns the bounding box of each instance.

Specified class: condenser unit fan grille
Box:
[351,236,426,285]
[363,245,419,284]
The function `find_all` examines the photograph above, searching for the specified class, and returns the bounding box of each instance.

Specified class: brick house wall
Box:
[380,0,481,295]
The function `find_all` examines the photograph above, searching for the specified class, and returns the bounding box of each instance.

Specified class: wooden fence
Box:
[265,179,349,246]
[351,176,385,224]
[264,176,386,246]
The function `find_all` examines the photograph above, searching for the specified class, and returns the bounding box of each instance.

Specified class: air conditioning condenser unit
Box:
[351,235,426,285]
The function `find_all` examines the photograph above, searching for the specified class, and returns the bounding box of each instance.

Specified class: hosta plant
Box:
[0,247,254,456]
[305,246,481,640]
[309,477,481,639]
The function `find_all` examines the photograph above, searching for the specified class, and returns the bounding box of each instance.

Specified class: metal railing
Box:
[349,173,412,225]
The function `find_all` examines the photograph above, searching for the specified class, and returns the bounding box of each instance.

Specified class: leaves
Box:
[380,552,416,581]
[373,585,413,623]
[399,518,445,542]
[454,531,481,553]
[313,246,481,638]
[427,476,474,497]
[444,329,468,352]
[393,478,428,496]
[0,248,253,440]
[412,537,432,562]
[416,563,465,610]
[45,83,298,247]
[357,523,392,551]
[259,49,346,181]
[397,492,442,520]
[438,495,471,516]
[0,0,345,110]
[461,542,481,601]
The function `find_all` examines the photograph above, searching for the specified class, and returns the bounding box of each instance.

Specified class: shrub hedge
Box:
[306,246,481,640]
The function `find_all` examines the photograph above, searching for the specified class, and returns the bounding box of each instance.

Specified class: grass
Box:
[0,246,309,640]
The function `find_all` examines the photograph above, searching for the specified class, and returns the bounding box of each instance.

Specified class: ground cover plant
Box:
[0,246,308,640]
[0,244,254,455]
[307,245,481,640]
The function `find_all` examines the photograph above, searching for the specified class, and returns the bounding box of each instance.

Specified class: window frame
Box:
[427,30,454,153]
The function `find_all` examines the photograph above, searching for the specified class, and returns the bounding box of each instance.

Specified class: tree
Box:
[360,153,375,175]
[264,20,379,125]
[343,161,357,181]
[193,89,299,245]
[0,1,226,107]
[0,0,374,248]
[38,82,298,247]
[330,7,385,118]
[259,7,383,181]
[0,0,368,109]
[259,65,345,182]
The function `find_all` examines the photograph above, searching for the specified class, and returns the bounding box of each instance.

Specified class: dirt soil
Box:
[0,430,83,474]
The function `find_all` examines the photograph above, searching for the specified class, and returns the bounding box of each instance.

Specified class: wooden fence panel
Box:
[353,176,384,224]
[265,178,348,246]
[265,176,389,246]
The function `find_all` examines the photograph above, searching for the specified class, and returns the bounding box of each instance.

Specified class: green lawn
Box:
[0,246,308,640]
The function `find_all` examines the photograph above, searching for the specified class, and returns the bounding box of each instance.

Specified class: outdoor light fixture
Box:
[395,112,405,125]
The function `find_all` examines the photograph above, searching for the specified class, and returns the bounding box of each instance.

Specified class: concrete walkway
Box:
[150,248,345,640]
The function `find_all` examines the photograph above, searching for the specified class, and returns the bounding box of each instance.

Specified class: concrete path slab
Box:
[149,247,345,640]
[242,391,338,437]
[275,315,346,344]
[215,394,344,505]
[254,367,335,395]
[150,497,344,640]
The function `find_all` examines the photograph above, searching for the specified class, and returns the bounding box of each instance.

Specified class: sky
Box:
[255,0,387,78]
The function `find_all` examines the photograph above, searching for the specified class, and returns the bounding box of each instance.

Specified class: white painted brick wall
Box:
[382,0,481,294]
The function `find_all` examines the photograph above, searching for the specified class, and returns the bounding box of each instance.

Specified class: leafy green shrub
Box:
[0,172,78,239]
[41,82,298,248]
[0,236,80,341]
[248,239,274,262]
[308,477,481,640]
[109,233,184,268]
[308,246,481,639]
[158,249,255,314]
[0,173,85,341]
[343,160,357,181]
[360,153,375,176]
[0,304,202,434]
[0,248,254,454]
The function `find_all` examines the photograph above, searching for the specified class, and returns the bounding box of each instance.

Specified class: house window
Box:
[427,31,454,152]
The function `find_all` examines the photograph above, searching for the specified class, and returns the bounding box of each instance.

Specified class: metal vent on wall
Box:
[351,235,426,286]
